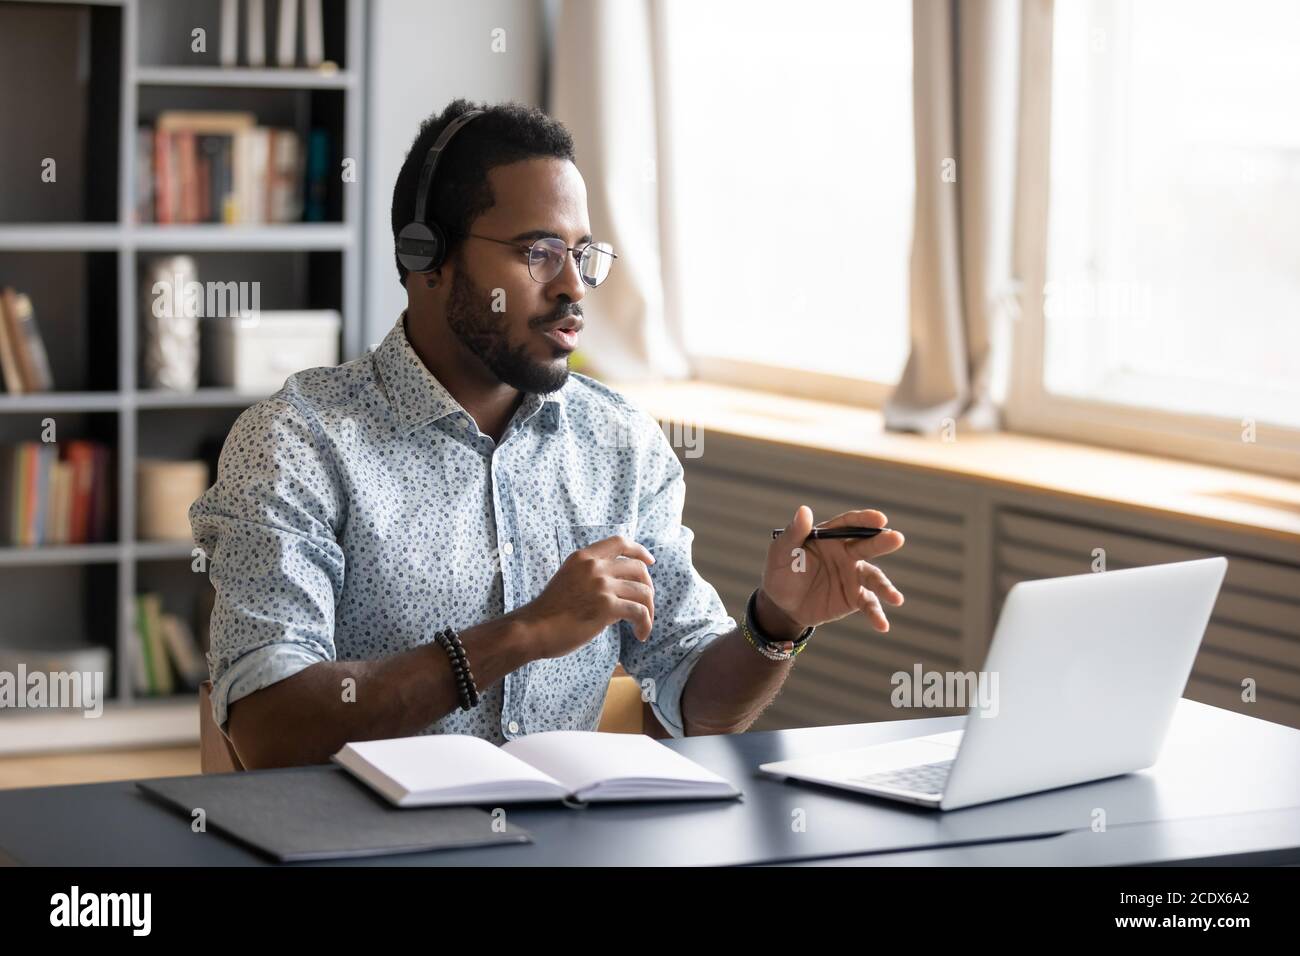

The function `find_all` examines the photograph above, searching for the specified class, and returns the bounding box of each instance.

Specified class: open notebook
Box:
[332,731,742,807]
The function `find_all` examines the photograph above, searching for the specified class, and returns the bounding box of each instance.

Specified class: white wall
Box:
[363,0,551,348]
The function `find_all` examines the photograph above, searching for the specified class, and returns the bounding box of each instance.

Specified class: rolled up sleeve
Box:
[190,397,344,731]
[618,412,736,738]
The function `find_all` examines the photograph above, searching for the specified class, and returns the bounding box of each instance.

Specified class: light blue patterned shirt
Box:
[191,313,736,744]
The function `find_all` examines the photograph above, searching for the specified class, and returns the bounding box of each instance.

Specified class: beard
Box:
[444,264,576,395]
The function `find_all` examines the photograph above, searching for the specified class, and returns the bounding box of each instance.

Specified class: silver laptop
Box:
[759,557,1228,811]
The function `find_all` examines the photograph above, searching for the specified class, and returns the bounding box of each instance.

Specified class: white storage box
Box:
[204,310,341,393]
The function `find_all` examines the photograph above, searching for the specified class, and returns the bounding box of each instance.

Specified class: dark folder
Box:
[138,765,532,862]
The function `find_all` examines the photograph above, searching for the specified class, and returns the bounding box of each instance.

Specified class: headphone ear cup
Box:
[396,221,444,274]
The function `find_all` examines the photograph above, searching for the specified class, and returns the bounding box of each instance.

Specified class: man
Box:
[191,99,906,769]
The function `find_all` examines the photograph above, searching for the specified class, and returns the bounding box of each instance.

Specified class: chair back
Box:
[198,680,245,773]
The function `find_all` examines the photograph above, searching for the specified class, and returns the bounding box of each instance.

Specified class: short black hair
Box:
[390,98,577,286]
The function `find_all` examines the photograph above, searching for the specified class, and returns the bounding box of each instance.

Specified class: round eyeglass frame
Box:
[459,232,618,287]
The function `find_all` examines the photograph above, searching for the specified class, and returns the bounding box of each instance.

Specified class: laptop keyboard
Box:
[850,759,954,795]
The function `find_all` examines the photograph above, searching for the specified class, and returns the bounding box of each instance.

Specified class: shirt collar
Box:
[374,313,567,435]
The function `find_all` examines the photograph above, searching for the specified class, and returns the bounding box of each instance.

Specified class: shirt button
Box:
[508,720,520,734]
[501,541,514,556]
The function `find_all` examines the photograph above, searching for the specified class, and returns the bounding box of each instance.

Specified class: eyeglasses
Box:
[458,232,618,287]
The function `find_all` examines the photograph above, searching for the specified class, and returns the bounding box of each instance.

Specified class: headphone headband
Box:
[397,108,486,275]
[411,108,484,227]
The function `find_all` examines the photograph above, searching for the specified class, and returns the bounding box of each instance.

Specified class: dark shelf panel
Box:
[0,2,121,224]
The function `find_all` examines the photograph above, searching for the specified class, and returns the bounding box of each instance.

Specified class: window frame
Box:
[662,0,913,409]
[1004,0,1300,480]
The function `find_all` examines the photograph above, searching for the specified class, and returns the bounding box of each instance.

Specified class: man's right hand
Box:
[516,535,656,659]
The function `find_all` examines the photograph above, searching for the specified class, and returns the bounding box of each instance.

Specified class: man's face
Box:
[440,157,592,395]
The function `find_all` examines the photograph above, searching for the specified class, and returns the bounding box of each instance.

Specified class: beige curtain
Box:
[548,0,691,381]
[885,0,1022,434]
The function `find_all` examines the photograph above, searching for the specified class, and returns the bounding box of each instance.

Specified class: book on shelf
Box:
[276,0,300,67]
[0,440,111,546]
[0,288,54,394]
[132,593,207,696]
[134,593,171,696]
[303,128,330,221]
[219,0,239,67]
[214,0,317,69]
[267,128,304,222]
[138,111,309,225]
[0,290,22,393]
[161,614,207,689]
[246,0,267,67]
[302,0,324,67]
[135,127,154,223]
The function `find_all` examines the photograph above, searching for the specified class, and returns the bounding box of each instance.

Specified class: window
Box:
[662,0,913,396]
[1013,0,1300,476]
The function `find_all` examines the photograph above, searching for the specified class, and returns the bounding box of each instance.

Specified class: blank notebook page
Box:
[342,735,562,796]
[502,731,730,794]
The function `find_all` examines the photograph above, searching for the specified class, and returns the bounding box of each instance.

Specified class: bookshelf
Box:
[0,0,367,753]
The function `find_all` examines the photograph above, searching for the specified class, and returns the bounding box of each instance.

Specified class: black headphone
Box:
[395,108,485,275]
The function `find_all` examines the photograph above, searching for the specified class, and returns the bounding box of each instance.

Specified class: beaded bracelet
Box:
[741,618,796,661]
[741,588,815,662]
[435,625,480,710]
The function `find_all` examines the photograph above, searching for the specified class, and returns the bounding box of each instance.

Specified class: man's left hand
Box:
[760,505,906,634]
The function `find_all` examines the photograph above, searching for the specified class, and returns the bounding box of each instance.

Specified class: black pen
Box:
[770,526,892,540]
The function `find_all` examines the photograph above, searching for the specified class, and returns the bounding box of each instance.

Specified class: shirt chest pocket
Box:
[552,521,637,661]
